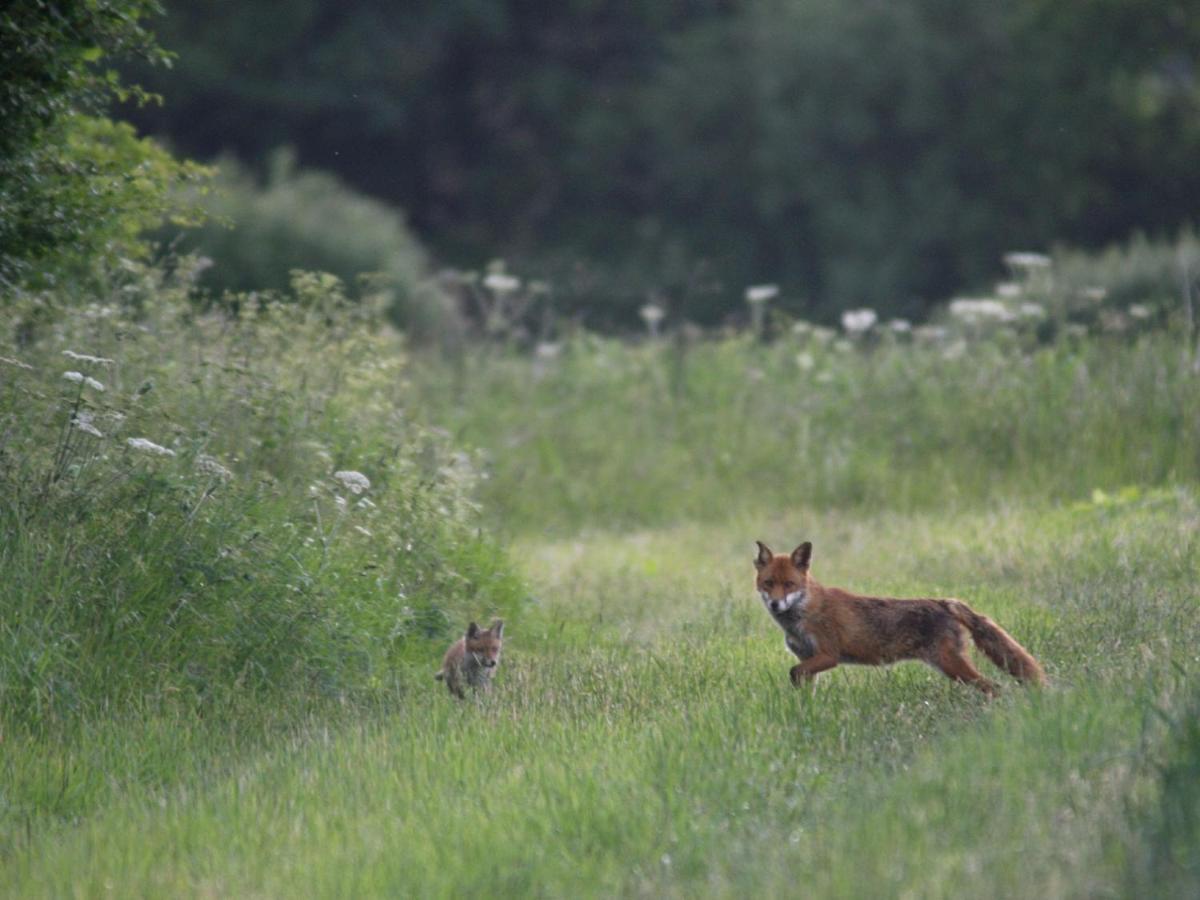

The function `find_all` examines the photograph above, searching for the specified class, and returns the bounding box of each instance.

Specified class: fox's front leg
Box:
[789,653,838,687]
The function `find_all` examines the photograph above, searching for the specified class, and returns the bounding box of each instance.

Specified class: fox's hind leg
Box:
[934,638,998,696]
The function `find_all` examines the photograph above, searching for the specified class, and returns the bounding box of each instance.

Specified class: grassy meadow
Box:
[3,266,1200,896]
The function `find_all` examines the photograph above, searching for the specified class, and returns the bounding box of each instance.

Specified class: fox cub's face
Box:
[754,541,812,615]
[465,618,504,669]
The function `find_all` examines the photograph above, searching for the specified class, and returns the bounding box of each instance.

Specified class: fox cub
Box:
[755,541,1044,695]
[435,618,504,698]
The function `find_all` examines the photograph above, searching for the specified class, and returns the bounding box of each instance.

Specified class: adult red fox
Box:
[754,541,1044,695]
[435,618,504,698]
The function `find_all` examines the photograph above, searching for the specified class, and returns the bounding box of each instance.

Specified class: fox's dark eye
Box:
[784,581,795,590]
[763,579,775,589]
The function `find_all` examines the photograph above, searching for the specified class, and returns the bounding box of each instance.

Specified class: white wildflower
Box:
[791,320,813,336]
[745,284,779,304]
[62,350,114,366]
[949,299,1015,323]
[0,356,33,370]
[196,454,233,480]
[795,352,815,371]
[888,318,912,333]
[126,437,175,457]
[841,308,877,334]
[1064,323,1089,337]
[1083,286,1108,302]
[334,470,371,494]
[356,496,377,510]
[63,371,105,391]
[995,282,1022,299]
[1018,303,1046,319]
[535,341,562,360]
[353,525,374,538]
[639,304,665,325]
[1128,304,1152,320]
[72,411,103,438]
[914,325,948,343]
[1003,252,1052,271]
[334,494,349,512]
[483,272,521,294]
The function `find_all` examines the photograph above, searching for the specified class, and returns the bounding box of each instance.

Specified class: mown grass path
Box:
[5,494,1198,897]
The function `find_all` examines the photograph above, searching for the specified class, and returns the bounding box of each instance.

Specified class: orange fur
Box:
[435,618,505,698]
[754,541,1044,695]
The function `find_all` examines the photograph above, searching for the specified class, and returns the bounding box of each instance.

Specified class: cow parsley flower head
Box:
[949,299,1015,323]
[483,272,521,294]
[841,308,877,334]
[72,411,103,438]
[196,454,233,480]
[127,437,175,457]
[888,318,912,333]
[63,371,105,391]
[334,470,371,494]
[1128,304,1152,320]
[745,284,779,305]
[639,303,665,326]
[62,350,114,366]
[1003,252,1052,271]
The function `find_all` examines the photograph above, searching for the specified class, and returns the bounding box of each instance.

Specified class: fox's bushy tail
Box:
[944,600,1045,685]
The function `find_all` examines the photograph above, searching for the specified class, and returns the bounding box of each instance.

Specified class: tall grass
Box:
[412,330,1200,534]
[4,496,1197,896]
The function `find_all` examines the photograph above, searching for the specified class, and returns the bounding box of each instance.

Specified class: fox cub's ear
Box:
[466,621,480,639]
[791,542,812,571]
[755,541,774,569]
[490,618,505,637]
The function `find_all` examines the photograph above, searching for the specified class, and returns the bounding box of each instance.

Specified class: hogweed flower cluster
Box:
[639,303,666,339]
[63,371,105,391]
[71,411,104,438]
[196,454,234,480]
[745,284,778,339]
[841,308,877,334]
[62,350,114,366]
[334,470,371,495]
[127,437,175,457]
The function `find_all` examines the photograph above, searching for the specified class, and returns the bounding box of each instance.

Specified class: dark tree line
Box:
[124,0,1200,322]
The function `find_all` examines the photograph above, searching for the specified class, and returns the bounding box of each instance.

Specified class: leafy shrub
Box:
[0,0,207,289]
[178,151,461,343]
[0,263,522,730]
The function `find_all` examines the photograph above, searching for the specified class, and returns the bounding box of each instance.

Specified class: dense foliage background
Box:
[125,0,1200,324]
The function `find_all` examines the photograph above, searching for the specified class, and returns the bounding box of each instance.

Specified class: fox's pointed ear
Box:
[791,542,812,571]
[466,621,480,639]
[755,541,773,569]
[490,618,504,637]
